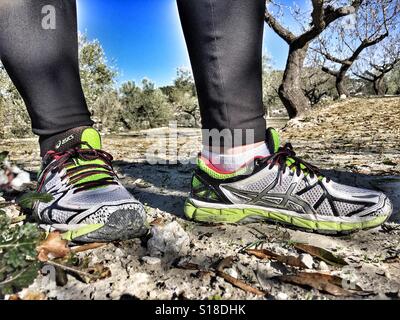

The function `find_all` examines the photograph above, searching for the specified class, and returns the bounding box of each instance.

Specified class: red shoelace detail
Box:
[37,142,118,193]
[259,143,329,182]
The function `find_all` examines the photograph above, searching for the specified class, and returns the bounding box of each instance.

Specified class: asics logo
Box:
[55,135,74,149]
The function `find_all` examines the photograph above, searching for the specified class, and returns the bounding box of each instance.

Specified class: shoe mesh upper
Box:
[316,199,334,216]
[334,201,364,215]
[242,171,277,192]
[299,185,324,206]
[269,176,292,193]
[330,181,373,194]
[70,186,134,206]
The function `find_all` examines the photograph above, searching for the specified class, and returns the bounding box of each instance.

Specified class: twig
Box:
[216,270,265,296]
[71,242,106,254]
[0,267,29,286]
[45,260,98,281]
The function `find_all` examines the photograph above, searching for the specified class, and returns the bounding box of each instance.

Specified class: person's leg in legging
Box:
[0,0,93,155]
[177,0,269,172]
[0,0,147,243]
[177,0,393,232]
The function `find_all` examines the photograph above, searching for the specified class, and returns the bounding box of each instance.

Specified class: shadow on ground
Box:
[115,161,400,223]
[115,161,195,218]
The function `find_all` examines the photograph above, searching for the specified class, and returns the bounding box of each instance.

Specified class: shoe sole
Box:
[40,209,149,243]
[184,198,391,235]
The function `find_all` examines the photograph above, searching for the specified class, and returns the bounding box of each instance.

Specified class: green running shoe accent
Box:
[184,200,389,233]
[185,128,393,234]
[197,157,250,180]
[34,127,148,243]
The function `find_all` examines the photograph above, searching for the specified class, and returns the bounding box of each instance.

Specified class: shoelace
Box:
[38,142,118,193]
[259,143,330,183]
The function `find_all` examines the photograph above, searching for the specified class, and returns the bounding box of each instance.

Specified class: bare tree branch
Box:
[264,2,296,44]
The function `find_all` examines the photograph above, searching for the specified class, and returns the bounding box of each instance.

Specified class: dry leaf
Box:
[246,248,308,268]
[293,243,348,267]
[275,272,361,297]
[23,291,47,300]
[37,232,70,262]
[175,261,202,270]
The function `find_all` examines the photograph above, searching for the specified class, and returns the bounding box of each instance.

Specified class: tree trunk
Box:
[278,45,310,118]
[336,67,350,98]
[374,77,386,96]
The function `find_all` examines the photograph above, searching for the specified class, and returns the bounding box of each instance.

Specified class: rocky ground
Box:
[1,97,399,300]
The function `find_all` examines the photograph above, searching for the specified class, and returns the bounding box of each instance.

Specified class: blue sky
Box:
[77,0,290,87]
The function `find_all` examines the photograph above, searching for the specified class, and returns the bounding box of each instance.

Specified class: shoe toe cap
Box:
[76,203,149,242]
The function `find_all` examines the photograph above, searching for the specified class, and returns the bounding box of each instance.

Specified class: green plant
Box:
[0,214,43,296]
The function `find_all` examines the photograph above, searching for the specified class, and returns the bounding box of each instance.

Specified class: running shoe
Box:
[33,127,148,242]
[185,128,392,234]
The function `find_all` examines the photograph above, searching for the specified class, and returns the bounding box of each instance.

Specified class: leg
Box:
[0,0,93,140]
[177,0,267,149]
[178,0,392,233]
[0,0,147,242]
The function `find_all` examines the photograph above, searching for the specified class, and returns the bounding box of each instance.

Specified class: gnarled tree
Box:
[314,0,399,98]
[353,35,400,96]
[265,0,363,118]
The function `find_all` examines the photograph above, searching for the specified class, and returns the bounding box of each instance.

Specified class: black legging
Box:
[0,0,266,147]
[0,0,93,137]
[177,0,266,147]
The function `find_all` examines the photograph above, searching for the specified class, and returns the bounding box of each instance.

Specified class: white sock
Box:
[202,143,270,172]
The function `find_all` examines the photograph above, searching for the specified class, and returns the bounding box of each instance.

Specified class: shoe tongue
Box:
[266,128,280,154]
[80,128,102,150]
[41,127,102,156]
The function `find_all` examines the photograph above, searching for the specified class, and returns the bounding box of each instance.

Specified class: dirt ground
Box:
[1,97,400,300]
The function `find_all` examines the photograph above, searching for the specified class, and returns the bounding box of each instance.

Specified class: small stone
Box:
[300,254,314,269]
[114,248,124,257]
[277,292,288,300]
[142,256,161,265]
[376,269,386,276]
[225,268,238,279]
[147,221,190,258]
[317,261,330,271]
[10,170,31,191]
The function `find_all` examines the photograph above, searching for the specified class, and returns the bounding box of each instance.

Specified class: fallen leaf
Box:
[175,261,201,270]
[275,272,362,297]
[293,243,348,267]
[246,249,308,269]
[23,291,47,300]
[37,232,70,262]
